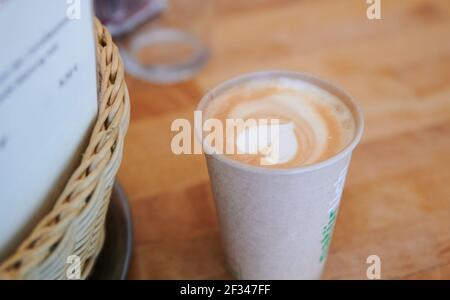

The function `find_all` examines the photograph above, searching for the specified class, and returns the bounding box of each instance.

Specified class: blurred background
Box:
[96,0,450,279]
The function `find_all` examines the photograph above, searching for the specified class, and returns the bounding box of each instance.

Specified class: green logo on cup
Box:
[320,209,337,262]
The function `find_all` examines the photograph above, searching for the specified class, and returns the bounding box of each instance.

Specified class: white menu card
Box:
[0,0,98,260]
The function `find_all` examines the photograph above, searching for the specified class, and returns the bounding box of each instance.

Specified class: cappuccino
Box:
[197,71,364,279]
[203,76,356,168]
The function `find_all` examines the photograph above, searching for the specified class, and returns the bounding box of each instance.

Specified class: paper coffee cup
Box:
[196,71,364,279]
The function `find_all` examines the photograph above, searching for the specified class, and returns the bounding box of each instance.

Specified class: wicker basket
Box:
[0,19,130,279]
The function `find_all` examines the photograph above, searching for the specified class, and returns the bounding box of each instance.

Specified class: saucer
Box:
[89,182,133,280]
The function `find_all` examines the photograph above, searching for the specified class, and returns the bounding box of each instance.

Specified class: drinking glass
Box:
[96,0,214,84]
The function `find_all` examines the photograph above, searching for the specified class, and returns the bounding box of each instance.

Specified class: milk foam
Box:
[204,77,356,168]
[236,122,298,165]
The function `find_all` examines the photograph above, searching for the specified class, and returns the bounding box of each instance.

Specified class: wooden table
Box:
[118,0,450,279]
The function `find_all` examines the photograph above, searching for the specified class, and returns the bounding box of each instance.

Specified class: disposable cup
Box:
[195,71,364,279]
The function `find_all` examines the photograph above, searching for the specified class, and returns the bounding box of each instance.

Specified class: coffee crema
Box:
[203,77,356,169]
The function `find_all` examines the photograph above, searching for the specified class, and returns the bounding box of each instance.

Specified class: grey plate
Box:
[89,182,133,280]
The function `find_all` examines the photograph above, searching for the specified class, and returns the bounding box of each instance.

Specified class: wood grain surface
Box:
[117,0,450,279]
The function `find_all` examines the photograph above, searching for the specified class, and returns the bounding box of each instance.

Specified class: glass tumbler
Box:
[98,0,214,84]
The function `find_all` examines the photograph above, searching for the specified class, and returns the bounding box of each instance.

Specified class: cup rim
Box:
[195,70,365,175]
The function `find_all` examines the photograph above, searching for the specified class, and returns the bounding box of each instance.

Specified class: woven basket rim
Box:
[0,18,130,279]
